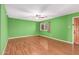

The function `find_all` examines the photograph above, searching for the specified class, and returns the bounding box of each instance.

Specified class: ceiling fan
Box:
[35,14,47,19]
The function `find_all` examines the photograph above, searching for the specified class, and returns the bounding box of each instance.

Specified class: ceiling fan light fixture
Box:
[35,14,47,19]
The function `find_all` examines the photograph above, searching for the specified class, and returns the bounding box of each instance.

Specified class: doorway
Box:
[74,17,79,45]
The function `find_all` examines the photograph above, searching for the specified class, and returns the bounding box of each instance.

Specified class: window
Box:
[40,22,50,32]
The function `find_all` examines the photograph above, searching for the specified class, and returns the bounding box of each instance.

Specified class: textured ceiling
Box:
[5,4,79,21]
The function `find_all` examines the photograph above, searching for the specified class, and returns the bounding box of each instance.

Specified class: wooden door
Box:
[74,17,79,45]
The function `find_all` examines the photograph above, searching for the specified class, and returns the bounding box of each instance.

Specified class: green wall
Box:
[36,22,40,35]
[0,4,1,54]
[8,18,39,38]
[0,5,8,54]
[8,12,79,43]
[40,12,79,43]
[67,12,79,43]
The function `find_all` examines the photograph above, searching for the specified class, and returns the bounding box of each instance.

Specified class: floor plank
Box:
[4,36,79,55]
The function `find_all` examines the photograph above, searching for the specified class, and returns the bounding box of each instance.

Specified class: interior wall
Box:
[0,5,8,54]
[40,12,79,43]
[40,15,69,42]
[8,18,39,38]
[36,22,40,35]
[8,12,79,43]
[0,4,1,54]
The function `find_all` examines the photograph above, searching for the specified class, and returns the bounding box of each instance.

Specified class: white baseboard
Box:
[8,35,73,44]
[2,39,8,55]
[8,35,39,39]
[40,35,73,44]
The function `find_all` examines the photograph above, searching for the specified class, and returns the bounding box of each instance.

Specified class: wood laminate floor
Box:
[4,36,79,55]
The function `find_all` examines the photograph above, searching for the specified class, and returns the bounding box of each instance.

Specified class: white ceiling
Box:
[5,4,79,21]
